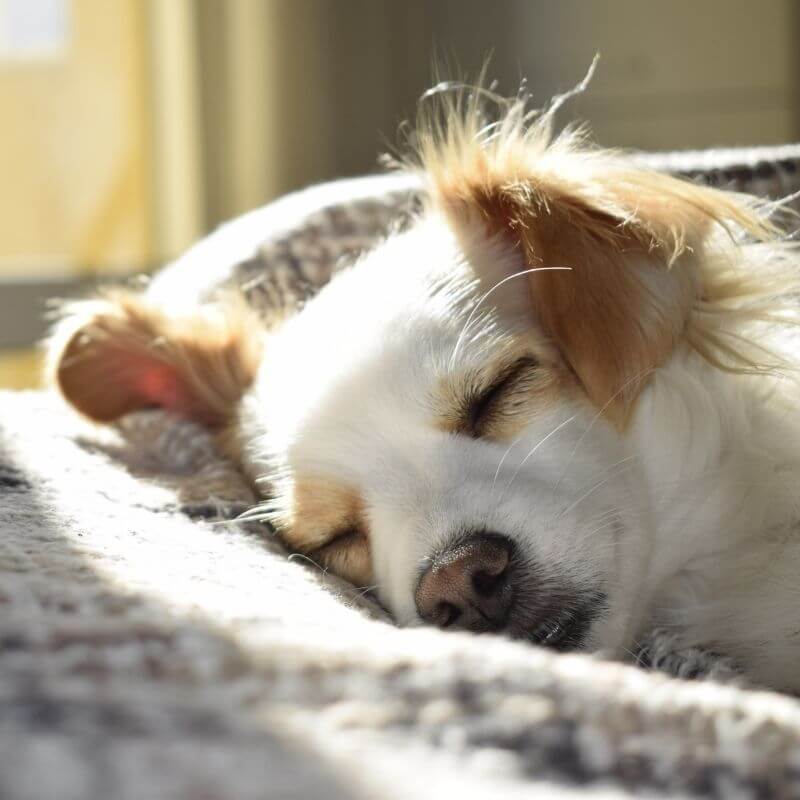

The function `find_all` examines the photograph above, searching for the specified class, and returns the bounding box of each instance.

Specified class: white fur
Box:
[630,351,800,690]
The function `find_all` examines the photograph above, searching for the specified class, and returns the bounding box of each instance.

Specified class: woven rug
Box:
[4,144,800,799]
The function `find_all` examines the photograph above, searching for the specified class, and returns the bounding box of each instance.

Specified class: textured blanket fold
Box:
[4,145,800,799]
[3,391,800,800]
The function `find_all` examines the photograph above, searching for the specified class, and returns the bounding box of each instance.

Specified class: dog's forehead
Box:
[244,220,522,472]
[264,222,493,387]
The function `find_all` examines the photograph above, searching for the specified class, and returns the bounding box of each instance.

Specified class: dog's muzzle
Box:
[414,531,601,650]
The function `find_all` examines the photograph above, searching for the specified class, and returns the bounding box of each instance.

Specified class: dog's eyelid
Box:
[467,355,540,436]
[314,525,367,551]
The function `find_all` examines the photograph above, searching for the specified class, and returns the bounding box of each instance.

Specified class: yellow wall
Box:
[0,349,42,389]
[0,0,151,278]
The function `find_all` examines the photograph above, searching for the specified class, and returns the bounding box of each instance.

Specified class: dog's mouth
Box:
[509,589,607,652]
[527,600,601,651]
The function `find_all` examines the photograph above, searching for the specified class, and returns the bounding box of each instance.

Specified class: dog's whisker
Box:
[558,458,636,519]
[491,433,526,493]
[449,266,571,370]
[572,455,638,496]
[581,509,623,530]
[499,414,578,499]
[552,368,653,498]
[581,519,623,539]
[235,509,280,526]
[287,552,328,573]
[351,584,379,601]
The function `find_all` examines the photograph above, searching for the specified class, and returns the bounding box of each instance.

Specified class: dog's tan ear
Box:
[464,171,703,422]
[49,290,262,427]
[424,137,769,422]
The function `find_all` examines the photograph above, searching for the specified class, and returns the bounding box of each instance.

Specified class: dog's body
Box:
[50,88,800,692]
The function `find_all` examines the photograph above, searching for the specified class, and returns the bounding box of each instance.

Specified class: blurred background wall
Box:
[1,0,799,387]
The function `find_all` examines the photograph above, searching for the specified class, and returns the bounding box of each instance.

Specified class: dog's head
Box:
[50,88,782,654]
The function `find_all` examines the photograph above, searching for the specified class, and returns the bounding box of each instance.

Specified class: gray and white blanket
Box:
[3,146,800,799]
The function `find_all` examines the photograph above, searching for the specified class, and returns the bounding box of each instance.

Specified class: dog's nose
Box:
[415,533,514,632]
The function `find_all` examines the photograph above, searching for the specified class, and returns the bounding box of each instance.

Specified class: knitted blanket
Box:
[4,145,800,799]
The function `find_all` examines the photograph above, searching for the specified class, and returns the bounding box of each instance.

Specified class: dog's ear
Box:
[423,130,766,422]
[48,290,262,427]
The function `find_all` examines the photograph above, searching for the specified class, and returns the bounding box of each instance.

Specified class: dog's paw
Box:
[633,628,744,684]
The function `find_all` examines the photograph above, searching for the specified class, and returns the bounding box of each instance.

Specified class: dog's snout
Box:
[415,533,514,632]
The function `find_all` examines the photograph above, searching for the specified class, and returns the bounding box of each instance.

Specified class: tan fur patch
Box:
[434,348,566,440]
[515,199,697,423]
[311,529,373,587]
[275,476,372,586]
[277,476,365,550]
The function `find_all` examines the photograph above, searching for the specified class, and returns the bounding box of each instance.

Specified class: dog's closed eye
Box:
[464,356,542,439]
[310,526,372,587]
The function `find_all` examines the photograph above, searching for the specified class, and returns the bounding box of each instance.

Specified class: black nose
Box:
[415,533,514,632]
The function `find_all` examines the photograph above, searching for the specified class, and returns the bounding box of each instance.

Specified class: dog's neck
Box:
[626,343,800,689]
[630,344,800,592]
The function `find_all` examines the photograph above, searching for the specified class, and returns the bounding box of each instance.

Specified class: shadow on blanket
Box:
[0,398,362,800]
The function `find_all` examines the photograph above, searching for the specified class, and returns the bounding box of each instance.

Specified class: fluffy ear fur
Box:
[48,289,262,427]
[405,87,787,422]
[444,172,705,420]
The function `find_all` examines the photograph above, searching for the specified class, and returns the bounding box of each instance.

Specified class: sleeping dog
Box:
[50,83,800,692]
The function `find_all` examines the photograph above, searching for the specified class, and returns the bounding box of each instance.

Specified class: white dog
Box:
[50,85,800,692]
